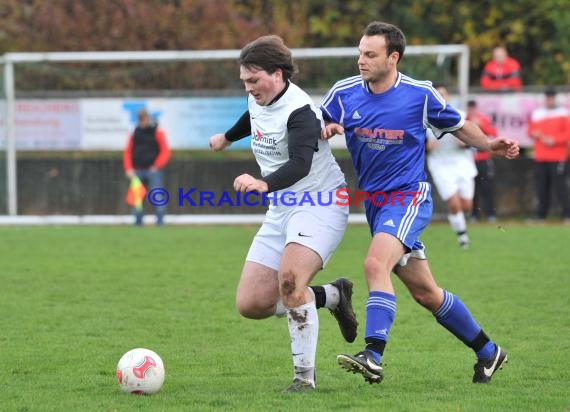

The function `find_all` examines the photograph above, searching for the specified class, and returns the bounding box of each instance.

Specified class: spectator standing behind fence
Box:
[480,46,522,91]
[123,108,171,226]
[466,100,499,222]
[527,87,570,223]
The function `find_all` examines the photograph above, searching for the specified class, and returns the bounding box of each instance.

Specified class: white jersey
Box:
[426,109,477,179]
[248,82,346,195]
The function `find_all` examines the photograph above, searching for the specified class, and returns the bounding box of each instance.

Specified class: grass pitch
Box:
[1,223,569,411]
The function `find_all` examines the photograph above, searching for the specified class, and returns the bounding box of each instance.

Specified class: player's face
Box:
[240,66,284,106]
[545,95,556,109]
[138,113,151,127]
[358,35,399,84]
[493,47,507,63]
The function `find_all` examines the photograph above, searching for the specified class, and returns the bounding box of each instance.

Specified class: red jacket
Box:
[480,57,523,91]
[527,106,570,162]
[123,127,171,172]
[467,112,498,161]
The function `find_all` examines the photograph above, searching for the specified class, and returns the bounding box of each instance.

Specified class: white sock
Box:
[276,287,314,317]
[277,285,338,316]
[286,301,318,386]
[448,212,467,234]
[322,284,340,309]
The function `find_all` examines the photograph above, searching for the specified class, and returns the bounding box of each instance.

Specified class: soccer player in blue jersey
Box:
[320,22,519,384]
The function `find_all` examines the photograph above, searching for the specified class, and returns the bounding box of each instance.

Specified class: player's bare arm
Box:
[454,120,520,159]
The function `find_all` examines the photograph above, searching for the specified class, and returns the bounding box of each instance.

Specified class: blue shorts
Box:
[364,182,432,252]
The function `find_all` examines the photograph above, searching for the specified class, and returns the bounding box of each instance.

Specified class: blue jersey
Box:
[320,72,463,193]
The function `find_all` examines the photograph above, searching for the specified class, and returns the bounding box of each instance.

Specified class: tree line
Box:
[1,0,568,91]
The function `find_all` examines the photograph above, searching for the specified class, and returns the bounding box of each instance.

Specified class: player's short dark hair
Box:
[363,22,406,63]
[467,100,477,108]
[239,35,298,81]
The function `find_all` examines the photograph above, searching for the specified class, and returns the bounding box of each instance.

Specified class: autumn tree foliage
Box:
[0,0,568,89]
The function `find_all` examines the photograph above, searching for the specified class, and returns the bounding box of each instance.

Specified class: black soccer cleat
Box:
[472,345,508,383]
[282,378,315,394]
[337,351,384,384]
[329,278,358,343]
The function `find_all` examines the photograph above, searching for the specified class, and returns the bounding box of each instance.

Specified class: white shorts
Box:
[246,192,349,271]
[431,171,475,201]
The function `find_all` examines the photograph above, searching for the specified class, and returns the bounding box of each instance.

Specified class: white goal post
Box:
[1,45,469,219]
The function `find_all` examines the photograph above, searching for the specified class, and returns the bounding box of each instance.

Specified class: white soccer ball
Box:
[116,348,165,395]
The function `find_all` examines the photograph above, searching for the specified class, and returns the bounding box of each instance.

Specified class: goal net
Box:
[0,45,469,222]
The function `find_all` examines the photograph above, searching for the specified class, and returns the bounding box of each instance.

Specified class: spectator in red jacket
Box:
[480,46,522,91]
[527,87,570,222]
[123,108,171,226]
[466,100,499,222]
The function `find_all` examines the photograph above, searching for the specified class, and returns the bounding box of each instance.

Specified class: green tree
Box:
[1,0,568,87]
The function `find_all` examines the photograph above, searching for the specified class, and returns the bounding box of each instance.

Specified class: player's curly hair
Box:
[363,22,406,63]
[239,35,298,81]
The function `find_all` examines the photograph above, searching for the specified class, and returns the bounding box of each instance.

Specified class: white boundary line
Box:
[0,213,369,226]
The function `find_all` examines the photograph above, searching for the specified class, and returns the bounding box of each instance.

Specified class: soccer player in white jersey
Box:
[426,85,478,249]
[320,22,519,384]
[209,35,357,393]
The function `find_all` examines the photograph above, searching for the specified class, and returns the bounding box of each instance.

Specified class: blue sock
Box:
[364,291,396,363]
[435,290,496,359]
[477,341,496,360]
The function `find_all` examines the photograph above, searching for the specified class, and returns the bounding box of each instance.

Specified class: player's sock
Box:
[364,291,396,363]
[310,284,340,310]
[278,286,327,317]
[287,301,318,386]
[435,290,496,359]
[310,286,326,309]
[448,212,467,234]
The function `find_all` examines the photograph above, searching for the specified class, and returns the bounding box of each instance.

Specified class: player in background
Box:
[209,35,357,393]
[467,99,499,223]
[320,22,519,385]
[426,85,477,249]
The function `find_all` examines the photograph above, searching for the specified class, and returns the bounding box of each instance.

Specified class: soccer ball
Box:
[116,348,165,395]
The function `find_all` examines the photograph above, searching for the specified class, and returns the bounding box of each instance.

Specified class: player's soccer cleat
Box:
[472,345,508,383]
[337,351,384,384]
[329,278,358,343]
[282,378,315,394]
[458,233,470,249]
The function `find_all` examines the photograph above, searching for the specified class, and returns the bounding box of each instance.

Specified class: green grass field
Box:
[1,223,569,411]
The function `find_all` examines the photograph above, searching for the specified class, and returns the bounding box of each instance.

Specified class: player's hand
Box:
[234,174,268,194]
[321,123,344,140]
[209,133,232,151]
[126,170,136,179]
[490,137,520,159]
